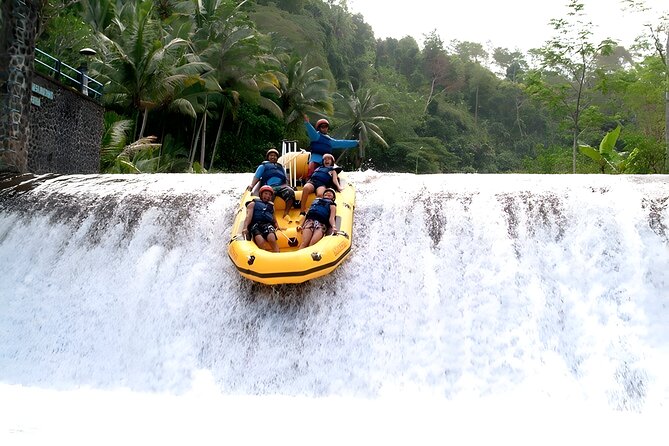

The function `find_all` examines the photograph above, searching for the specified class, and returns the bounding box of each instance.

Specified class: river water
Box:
[1,172,667,445]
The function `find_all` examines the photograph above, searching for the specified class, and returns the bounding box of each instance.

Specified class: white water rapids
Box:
[1,172,668,445]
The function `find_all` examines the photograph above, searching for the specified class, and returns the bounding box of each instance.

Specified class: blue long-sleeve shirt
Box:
[304,121,358,165]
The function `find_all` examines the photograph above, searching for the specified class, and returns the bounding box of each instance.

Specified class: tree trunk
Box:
[423,78,437,114]
[199,110,206,169]
[208,113,225,171]
[199,96,208,169]
[138,108,149,138]
[474,85,479,126]
[189,115,203,170]
[515,95,525,138]
[572,128,579,175]
[0,0,43,173]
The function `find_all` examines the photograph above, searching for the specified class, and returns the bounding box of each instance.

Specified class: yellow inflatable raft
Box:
[228,150,354,285]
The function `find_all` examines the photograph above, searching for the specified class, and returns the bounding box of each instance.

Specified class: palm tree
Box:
[275,54,333,139]
[175,0,282,170]
[333,82,393,163]
[99,112,151,173]
[92,0,209,139]
[167,71,220,171]
[78,0,117,35]
[100,111,191,173]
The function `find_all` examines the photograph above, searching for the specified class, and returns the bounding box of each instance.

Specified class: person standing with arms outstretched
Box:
[304,114,358,179]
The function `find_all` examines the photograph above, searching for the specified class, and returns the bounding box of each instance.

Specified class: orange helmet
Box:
[259,185,274,196]
[315,119,329,130]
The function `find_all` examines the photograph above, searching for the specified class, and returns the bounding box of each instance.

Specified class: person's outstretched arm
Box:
[329,137,358,150]
[304,115,319,141]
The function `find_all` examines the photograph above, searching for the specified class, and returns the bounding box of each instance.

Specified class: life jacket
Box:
[307,197,335,223]
[310,165,334,185]
[310,133,333,155]
[260,161,287,184]
[251,199,275,224]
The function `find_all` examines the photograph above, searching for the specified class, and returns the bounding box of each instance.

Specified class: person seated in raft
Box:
[297,188,337,249]
[242,185,283,253]
[247,147,295,221]
[303,114,358,180]
[298,153,343,216]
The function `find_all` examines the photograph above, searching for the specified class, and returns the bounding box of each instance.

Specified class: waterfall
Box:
[1,172,668,444]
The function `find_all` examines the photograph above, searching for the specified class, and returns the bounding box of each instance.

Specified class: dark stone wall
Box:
[28,72,103,174]
[0,0,41,173]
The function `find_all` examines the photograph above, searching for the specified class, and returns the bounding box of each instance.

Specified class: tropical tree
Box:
[36,0,94,61]
[578,124,630,173]
[100,111,191,173]
[527,0,615,173]
[333,82,393,164]
[623,0,669,171]
[77,0,119,35]
[91,0,209,139]
[450,40,488,65]
[376,35,425,91]
[421,30,465,114]
[192,0,283,170]
[275,54,333,139]
[100,111,148,173]
[492,47,528,81]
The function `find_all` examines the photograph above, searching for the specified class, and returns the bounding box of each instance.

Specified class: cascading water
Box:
[1,172,668,444]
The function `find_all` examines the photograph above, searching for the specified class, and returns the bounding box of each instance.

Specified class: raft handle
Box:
[277,229,299,247]
[229,234,246,244]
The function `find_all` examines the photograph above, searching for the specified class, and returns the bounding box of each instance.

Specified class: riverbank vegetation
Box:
[35,0,668,174]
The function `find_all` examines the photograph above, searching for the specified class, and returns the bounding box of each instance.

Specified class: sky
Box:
[347,0,666,52]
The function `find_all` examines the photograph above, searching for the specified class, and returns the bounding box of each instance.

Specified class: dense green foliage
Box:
[35,0,668,174]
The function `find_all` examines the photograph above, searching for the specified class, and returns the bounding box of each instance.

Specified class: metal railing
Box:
[34,48,104,100]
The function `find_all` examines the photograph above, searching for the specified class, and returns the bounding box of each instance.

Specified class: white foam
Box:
[1,173,668,444]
